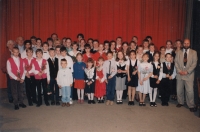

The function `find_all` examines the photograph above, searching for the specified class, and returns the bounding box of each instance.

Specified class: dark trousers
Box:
[106,74,116,101]
[50,78,59,102]
[171,78,177,95]
[10,79,24,105]
[160,78,172,103]
[36,78,48,104]
[25,76,36,104]
[6,74,13,100]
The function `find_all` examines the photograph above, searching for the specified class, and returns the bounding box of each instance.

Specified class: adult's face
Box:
[183,39,190,49]
[66,39,72,48]
[7,41,14,50]
[16,37,24,46]
[52,35,57,41]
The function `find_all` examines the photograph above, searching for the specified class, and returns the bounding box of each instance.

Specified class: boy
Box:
[7,47,26,110]
[42,42,50,60]
[91,39,99,53]
[23,48,37,106]
[160,53,176,106]
[55,45,61,58]
[57,59,73,107]
[32,49,50,107]
[146,43,155,63]
[47,48,60,105]
[103,51,117,105]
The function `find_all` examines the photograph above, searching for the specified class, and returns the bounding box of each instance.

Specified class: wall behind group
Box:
[0,0,186,88]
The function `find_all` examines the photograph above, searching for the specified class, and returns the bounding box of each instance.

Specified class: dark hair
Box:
[13,47,19,51]
[98,56,104,61]
[116,51,127,61]
[165,53,172,57]
[66,38,72,42]
[60,46,67,52]
[129,50,136,57]
[80,39,86,43]
[42,42,49,47]
[36,38,42,43]
[87,38,93,42]
[55,45,61,49]
[49,48,55,51]
[132,36,138,40]
[62,37,67,41]
[160,46,166,50]
[72,43,79,47]
[24,40,32,48]
[77,33,84,39]
[26,47,33,53]
[61,58,67,62]
[84,44,91,49]
[129,41,136,45]
[51,33,58,38]
[87,58,94,68]
[122,42,130,55]
[116,36,122,40]
[146,36,152,40]
[153,51,160,62]
[148,43,155,49]
[36,49,43,54]
[47,37,53,42]
[76,53,83,58]
[107,51,113,56]
[143,39,149,44]
[166,40,172,45]
[104,40,109,45]
[30,36,37,40]
[176,39,183,44]
[93,39,99,43]
[109,40,116,49]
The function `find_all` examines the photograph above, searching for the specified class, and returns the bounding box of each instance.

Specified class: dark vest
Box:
[146,51,154,63]
[47,58,58,79]
[152,62,161,76]
[162,62,174,76]
[129,60,138,76]
[116,63,126,78]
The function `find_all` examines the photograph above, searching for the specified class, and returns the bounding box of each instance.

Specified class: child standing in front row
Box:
[57,59,73,107]
[149,52,162,107]
[103,51,117,106]
[73,53,86,104]
[137,53,153,106]
[84,58,96,104]
[95,57,106,103]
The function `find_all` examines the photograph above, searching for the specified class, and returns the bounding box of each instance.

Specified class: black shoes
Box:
[19,103,26,108]
[176,104,183,108]
[28,102,33,106]
[128,101,135,106]
[150,102,157,107]
[51,101,55,105]
[56,102,60,105]
[88,100,95,104]
[189,107,197,112]
[45,102,50,106]
[154,102,157,107]
[162,102,169,106]
[14,105,19,110]
[150,102,154,107]
[88,100,91,104]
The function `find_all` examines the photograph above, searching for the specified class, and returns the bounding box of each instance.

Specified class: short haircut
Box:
[132,36,138,40]
[93,39,99,43]
[61,58,67,62]
[116,36,122,40]
[13,47,19,51]
[60,46,67,52]
[160,46,166,50]
[143,39,149,44]
[66,38,72,42]
[36,49,43,54]
[24,40,32,47]
[146,36,152,40]
[166,40,172,45]
[47,37,53,42]
[26,47,33,53]
[51,33,58,38]
[87,38,93,42]
[42,42,49,47]
[107,51,113,56]
[80,39,86,43]
[84,44,91,49]
[165,53,172,57]
[129,50,136,56]
[104,40,109,44]
[36,38,42,43]
[148,43,155,48]
[129,41,136,45]
[49,48,55,51]
[30,36,37,40]
[77,33,84,39]
[55,45,61,49]
[98,56,104,61]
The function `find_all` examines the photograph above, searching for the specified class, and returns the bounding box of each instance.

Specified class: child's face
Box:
[66,39,71,48]
[31,39,36,45]
[55,48,60,55]
[137,47,143,54]
[88,40,93,46]
[132,37,138,43]
[154,54,159,61]
[49,50,55,57]
[98,44,104,51]
[25,43,31,49]
[36,40,41,47]
[72,44,77,50]
[143,42,149,48]
[36,52,43,58]
[118,52,124,60]
[160,48,166,54]
[48,41,53,46]
[176,41,182,48]
[116,38,122,45]
[93,42,99,49]
[130,43,136,49]
[61,51,67,57]
[76,55,82,62]
[98,59,104,66]
[111,42,115,49]
[142,55,149,62]
[80,40,85,46]
[87,62,93,68]
[165,54,172,62]
[61,61,67,68]
[147,38,152,44]
[104,43,109,50]
[85,47,91,53]
[26,50,33,57]
[122,44,128,51]
[130,52,136,60]
[166,42,172,49]
[107,53,113,60]
[13,49,19,57]
[43,44,49,51]
[149,46,155,52]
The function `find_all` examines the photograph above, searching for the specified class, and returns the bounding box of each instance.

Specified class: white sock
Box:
[101,96,104,100]
[149,88,153,102]
[98,97,100,100]
[91,93,94,100]
[116,91,120,100]
[153,88,157,102]
[119,90,123,100]
[59,89,62,96]
[81,89,84,100]
[77,89,80,100]
[88,94,91,100]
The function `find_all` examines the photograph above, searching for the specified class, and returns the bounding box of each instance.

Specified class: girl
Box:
[115,51,127,104]
[109,40,117,60]
[103,40,110,53]
[95,57,106,103]
[149,52,162,107]
[129,41,137,51]
[174,39,182,54]
[21,40,36,59]
[142,39,149,53]
[78,39,86,54]
[47,38,54,49]
[68,43,80,63]
[73,53,86,104]
[127,50,140,105]
[137,53,153,106]
[136,46,143,62]
[93,43,107,65]
[165,40,173,54]
[83,44,93,63]
[35,38,42,51]
[160,46,166,63]
[84,58,96,104]
[121,42,130,60]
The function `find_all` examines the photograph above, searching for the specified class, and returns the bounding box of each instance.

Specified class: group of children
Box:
[7,35,179,110]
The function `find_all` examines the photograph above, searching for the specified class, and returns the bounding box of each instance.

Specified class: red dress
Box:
[95,68,106,97]
[83,53,93,63]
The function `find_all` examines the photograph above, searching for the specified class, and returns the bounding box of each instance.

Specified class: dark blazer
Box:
[146,51,154,63]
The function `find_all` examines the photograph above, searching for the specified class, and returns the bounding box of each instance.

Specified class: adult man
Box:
[16,36,24,54]
[175,39,198,112]
[1,40,15,103]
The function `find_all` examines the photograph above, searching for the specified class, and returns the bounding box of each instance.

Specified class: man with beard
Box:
[175,39,198,112]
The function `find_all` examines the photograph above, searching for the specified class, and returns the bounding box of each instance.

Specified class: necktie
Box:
[167,63,170,70]
[109,61,111,74]
[52,58,54,64]
[184,49,187,66]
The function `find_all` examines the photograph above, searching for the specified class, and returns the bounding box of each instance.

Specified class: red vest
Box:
[8,57,24,79]
[32,59,47,79]
[23,58,35,76]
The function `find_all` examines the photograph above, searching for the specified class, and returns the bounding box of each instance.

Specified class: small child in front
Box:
[57,58,73,107]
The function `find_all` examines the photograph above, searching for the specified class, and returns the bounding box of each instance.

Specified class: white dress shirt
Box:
[151,61,163,81]
[7,56,25,80]
[165,48,173,54]
[24,57,35,74]
[162,61,176,79]
[42,51,50,60]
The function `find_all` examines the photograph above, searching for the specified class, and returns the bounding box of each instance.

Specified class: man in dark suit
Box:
[1,40,15,103]
[146,43,155,63]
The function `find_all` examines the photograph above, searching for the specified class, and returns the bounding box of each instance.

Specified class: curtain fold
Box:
[0,0,186,88]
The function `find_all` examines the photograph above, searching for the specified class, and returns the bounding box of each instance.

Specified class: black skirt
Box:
[150,78,159,88]
[127,74,138,87]
[85,82,95,93]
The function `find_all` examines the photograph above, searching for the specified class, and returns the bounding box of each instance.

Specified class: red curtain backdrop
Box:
[0,0,186,88]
